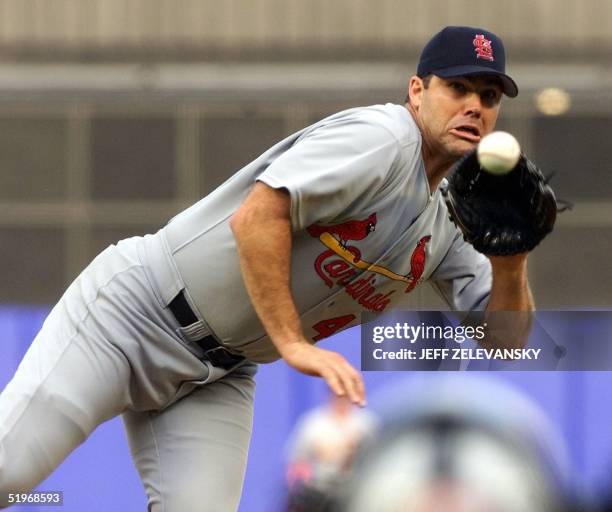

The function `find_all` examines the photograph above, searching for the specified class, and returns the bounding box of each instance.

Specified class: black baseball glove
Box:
[441,151,558,256]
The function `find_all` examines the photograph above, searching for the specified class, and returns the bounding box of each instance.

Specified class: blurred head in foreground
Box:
[340,374,574,512]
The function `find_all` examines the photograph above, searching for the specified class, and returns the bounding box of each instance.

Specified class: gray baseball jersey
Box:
[0,102,491,512]
[150,103,491,362]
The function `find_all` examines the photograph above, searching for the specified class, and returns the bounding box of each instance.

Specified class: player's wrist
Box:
[278,338,311,355]
[489,253,528,277]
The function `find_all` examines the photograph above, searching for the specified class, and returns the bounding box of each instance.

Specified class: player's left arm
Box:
[429,236,534,349]
[486,253,533,311]
[441,150,559,349]
[483,252,534,348]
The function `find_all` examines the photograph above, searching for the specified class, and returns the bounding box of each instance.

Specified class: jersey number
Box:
[312,314,356,341]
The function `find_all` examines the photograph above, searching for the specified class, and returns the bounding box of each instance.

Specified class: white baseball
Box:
[477,131,521,175]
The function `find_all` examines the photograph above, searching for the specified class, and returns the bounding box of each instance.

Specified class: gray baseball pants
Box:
[0,237,257,511]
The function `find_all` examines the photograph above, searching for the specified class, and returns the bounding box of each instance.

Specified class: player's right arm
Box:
[229,182,366,407]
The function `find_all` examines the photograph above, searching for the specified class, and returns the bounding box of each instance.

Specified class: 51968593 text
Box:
[4,491,63,506]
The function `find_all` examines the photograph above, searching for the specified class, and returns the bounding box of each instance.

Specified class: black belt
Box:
[168,291,244,370]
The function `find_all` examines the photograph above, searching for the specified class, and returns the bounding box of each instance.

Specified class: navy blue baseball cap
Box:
[417,26,518,97]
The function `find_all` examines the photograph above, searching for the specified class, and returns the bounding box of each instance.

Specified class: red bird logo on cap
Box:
[473,34,494,61]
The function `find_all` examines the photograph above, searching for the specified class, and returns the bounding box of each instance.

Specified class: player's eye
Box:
[481,89,502,107]
[449,81,467,94]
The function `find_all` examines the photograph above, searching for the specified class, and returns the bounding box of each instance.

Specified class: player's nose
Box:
[463,92,483,118]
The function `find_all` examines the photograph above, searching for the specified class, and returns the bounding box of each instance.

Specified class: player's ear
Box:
[408,76,424,110]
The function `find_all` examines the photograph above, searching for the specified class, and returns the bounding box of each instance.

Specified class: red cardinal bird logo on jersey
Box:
[308,214,432,308]
[405,235,431,292]
[307,213,377,248]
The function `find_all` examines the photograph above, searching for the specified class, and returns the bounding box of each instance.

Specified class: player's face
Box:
[410,75,503,158]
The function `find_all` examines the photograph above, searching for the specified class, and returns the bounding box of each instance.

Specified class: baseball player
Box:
[0,26,556,511]
[285,393,378,511]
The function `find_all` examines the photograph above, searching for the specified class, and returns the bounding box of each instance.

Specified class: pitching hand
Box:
[280,342,366,407]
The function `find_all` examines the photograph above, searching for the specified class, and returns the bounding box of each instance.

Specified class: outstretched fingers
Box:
[281,343,367,407]
[320,355,366,407]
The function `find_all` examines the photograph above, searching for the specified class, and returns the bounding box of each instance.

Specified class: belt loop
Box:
[168,291,245,370]
[177,320,211,344]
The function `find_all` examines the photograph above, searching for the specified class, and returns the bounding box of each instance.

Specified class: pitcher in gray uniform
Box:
[1,26,531,511]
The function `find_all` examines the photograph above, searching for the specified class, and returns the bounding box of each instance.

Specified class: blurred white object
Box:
[535,87,572,116]
[341,375,571,512]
